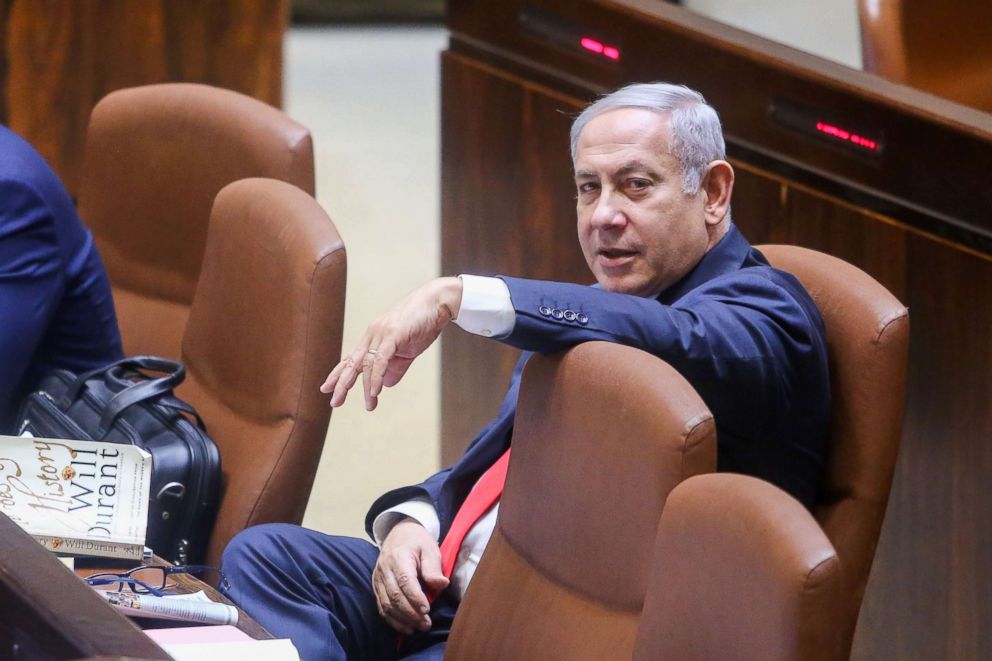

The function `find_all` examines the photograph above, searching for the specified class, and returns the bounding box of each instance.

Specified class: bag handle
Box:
[155,394,208,432]
[96,376,179,438]
[63,355,186,406]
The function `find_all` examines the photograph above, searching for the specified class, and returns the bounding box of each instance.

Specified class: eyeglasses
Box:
[85,564,229,597]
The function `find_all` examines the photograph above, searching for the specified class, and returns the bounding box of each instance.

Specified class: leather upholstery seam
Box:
[497,524,642,615]
[680,412,714,476]
[247,245,343,524]
[802,553,839,592]
[872,308,909,345]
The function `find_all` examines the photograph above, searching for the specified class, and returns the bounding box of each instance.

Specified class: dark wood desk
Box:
[0,513,271,660]
[75,557,273,641]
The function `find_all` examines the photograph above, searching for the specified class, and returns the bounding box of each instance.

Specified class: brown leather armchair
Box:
[77,83,315,361]
[447,247,907,659]
[636,473,842,660]
[858,0,992,112]
[177,178,346,568]
[759,244,909,658]
[445,341,717,659]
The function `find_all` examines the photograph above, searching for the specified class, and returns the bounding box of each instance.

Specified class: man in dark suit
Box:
[0,125,123,433]
[221,82,830,660]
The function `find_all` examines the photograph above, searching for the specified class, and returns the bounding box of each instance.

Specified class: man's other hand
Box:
[320,277,463,411]
[373,518,450,634]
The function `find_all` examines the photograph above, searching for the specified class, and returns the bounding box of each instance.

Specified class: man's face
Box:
[574,108,712,298]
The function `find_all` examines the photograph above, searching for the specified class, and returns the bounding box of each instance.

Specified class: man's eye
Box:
[626,179,652,191]
[577,182,599,194]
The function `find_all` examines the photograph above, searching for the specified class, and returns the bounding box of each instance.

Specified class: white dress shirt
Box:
[372,274,514,602]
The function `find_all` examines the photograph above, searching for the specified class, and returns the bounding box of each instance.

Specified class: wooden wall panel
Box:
[731,165,992,658]
[733,164,909,301]
[0,0,286,196]
[440,52,586,464]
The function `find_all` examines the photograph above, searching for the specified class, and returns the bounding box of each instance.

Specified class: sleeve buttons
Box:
[539,304,588,324]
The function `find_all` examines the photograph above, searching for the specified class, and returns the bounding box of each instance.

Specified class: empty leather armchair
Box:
[77,83,315,361]
[177,178,346,569]
[636,473,842,661]
[858,0,992,112]
[759,244,909,657]
[445,342,717,660]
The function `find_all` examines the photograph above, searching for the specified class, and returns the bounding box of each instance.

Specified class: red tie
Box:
[439,448,512,578]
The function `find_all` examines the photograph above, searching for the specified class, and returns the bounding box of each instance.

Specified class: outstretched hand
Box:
[320,277,463,411]
[373,519,450,634]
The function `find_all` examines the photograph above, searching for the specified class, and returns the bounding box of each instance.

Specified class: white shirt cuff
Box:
[371,497,441,546]
[452,275,515,338]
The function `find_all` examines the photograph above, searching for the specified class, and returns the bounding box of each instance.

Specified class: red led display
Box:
[815,121,880,152]
[580,36,621,61]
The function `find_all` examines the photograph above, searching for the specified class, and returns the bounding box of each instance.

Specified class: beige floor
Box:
[289,5,861,538]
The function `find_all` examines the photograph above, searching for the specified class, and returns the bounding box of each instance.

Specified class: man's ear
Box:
[701,160,734,226]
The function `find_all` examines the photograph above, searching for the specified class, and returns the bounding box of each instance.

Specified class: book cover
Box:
[0,434,151,560]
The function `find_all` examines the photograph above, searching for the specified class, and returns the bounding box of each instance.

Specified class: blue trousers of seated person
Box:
[221,523,453,661]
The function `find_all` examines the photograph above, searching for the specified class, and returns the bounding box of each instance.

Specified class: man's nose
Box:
[589,191,627,229]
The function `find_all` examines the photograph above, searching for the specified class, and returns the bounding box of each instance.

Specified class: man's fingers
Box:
[419,549,450,597]
[382,355,414,389]
[330,358,361,407]
[362,349,377,412]
[319,360,346,394]
[372,568,415,634]
[396,563,431,616]
[385,559,430,627]
[375,557,430,631]
[368,341,396,400]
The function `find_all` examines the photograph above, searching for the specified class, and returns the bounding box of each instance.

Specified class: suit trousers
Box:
[221,523,453,661]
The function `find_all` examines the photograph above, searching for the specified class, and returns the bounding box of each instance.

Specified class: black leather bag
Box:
[16,356,221,565]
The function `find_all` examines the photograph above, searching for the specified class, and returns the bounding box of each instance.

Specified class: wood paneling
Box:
[293,0,443,23]
[441,1,992,658]
[440,52,586,463]
[0,0,286,196]
[732,168,992,659]
[448,0,992,247]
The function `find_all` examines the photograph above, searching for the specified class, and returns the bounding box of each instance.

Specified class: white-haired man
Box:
[221,82,831,660]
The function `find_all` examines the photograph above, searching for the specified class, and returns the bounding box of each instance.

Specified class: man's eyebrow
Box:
[575,161,661,180]
[615,160,658,177]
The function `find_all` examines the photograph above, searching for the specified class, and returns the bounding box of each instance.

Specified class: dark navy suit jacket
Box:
[0,125,123,433]
[366,225,830,540]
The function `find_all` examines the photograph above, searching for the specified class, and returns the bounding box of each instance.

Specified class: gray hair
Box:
[570,82,726,195]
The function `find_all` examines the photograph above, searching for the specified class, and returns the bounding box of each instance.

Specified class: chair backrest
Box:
[758,244,909,656]
[177,178,346,568]
[858,0,992,112]
[445,342,716,660]
[77,83,315,360]
[635,473,842,661]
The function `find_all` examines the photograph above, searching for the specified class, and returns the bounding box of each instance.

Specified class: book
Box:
[143,625,253,645]
[144,627,299,661]
[0,433,151,560]
[155,639,300,661]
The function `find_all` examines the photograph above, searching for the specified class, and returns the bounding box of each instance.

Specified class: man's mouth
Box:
[596,247,638,268]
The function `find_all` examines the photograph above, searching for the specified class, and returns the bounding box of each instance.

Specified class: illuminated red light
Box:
[580,37,604,53]
[580,36,621,61]
[816,121,879,152]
